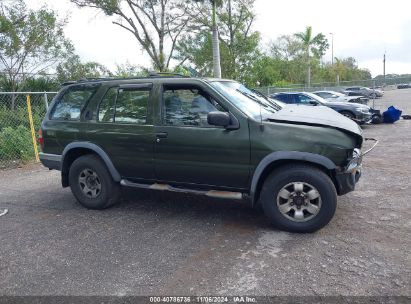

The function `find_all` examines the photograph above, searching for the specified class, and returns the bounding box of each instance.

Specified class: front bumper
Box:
[335,164,362,195]
[358,111,373,123]
[335,139,378,195]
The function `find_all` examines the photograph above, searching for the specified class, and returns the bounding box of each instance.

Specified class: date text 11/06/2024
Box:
[149,296,257,303]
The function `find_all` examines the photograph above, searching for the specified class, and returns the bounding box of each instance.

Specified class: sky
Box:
[25,0,411,77]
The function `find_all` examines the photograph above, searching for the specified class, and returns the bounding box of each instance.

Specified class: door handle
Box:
[156,132,168,139]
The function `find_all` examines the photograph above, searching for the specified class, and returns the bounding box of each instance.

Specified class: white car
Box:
[313,91,366,104]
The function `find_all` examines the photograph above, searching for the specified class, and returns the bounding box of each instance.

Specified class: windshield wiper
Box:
[236,89,260,102]
[250,89,282,111]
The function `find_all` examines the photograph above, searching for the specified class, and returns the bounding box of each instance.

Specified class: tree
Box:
[56,55,111,83]
[71,0,193,72]
[178,0,260,83]
[114,61,147,77]
[193,0,222,78]
[294,26,328,87]
[0,0,73,103]
[269,35,307,83]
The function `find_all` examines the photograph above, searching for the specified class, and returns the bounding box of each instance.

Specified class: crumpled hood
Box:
[267,105,363,138]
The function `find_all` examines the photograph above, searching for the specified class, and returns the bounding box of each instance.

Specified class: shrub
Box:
[0,125,34,162]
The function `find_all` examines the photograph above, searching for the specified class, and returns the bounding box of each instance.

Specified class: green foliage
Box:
[294,26,329,58]
[71,0,191,71]
[114,62,147,78]
[177,0,261,84]
[0,125,34,162]
[56,55,111,82]
[0,0,73,91]
[0,105,44,131]
[20,77,60,92]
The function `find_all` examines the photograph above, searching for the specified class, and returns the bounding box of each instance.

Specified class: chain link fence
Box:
[257,76,411,95]
[0,92,57,169]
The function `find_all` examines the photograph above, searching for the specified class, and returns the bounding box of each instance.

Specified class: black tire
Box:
[260,164,337,233]
[371,115,383,124]
[339,111,355,119]
[69,154,120,210]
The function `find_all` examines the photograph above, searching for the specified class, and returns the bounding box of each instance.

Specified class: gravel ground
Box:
[0,89,410,297]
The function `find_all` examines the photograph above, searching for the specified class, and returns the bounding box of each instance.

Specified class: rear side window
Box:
[115,88,149,124]
[98,88,116,123]
[51,85,98,120]
[98,86,151,125]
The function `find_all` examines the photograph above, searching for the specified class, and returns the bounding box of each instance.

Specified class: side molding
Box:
[250,151,336,204]
[62,142,121,182]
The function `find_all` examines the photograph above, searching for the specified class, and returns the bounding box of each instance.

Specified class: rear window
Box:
[50,85,99,120]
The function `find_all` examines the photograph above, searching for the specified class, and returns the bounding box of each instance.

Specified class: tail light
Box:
[38,129,44,150]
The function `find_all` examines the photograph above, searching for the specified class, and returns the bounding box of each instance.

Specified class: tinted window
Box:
[274,94,288,103]
[98,88,117,122]
[115,88,150,124]
[51,85,98,120]
[316,92,331,98]
[163,86,223,127]
[297,94,316,104]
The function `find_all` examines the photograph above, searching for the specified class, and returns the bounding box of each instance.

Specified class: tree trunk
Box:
[211,0,221,78]
[11,77,17,111]
[306,47,311,87]
[159,0,165,71]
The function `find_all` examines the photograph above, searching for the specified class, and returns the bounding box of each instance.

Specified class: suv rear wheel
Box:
[69,155,120,209]
[260,164,337,233]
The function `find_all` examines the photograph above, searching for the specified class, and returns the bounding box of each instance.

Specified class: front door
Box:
[154,83,250,190]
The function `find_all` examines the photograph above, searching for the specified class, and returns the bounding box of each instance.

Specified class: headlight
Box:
[357,107,370,114]
[346,148,362,172]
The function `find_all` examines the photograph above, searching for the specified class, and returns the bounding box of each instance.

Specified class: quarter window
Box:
[163,86,223,127]
[51,85,98,120]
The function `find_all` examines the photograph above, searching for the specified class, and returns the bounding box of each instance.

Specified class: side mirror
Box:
[207,111,231,127]
[309,100,318,106]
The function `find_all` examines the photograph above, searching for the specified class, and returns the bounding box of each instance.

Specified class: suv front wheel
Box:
[260,164,337,233]
[69,154,120,210]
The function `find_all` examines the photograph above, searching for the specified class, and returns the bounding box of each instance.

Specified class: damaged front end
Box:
[335,138,379,195]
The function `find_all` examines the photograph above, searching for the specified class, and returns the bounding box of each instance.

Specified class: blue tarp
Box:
[383,106,402,123]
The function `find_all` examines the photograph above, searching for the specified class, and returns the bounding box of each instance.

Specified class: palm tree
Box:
[194,0,222,78]
[210,0,222,78]
[294,26,326,87]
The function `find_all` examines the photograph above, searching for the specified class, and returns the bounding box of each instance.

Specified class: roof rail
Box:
[60,73,192,86]
[148,71,190,78]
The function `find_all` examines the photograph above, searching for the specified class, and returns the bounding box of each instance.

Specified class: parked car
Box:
[271,92,373,124]
[342,86,383,98]
[313,91,367,104]
[368,87,384,97]
[39,75,374,233]
[397,83,411,89]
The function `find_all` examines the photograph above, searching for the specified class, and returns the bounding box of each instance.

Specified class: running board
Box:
[120,179,243,200]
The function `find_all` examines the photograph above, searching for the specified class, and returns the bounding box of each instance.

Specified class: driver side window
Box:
[162,85,224,127]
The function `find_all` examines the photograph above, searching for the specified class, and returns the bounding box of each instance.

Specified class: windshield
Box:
[210,81,283,119]
[331,91,345,97]
[305,92,328,104]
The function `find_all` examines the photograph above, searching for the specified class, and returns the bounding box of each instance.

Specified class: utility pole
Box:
[383,52,386,84]
[211,0,222,78]
[329,32,334,65]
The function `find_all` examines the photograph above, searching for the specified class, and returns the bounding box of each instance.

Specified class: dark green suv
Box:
[39,76,374,233]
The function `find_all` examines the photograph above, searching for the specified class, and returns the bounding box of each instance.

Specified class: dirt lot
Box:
[0,89,410,297]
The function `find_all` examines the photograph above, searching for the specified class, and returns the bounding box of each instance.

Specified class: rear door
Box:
[87,83,155,180]
[153,82,250,190]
